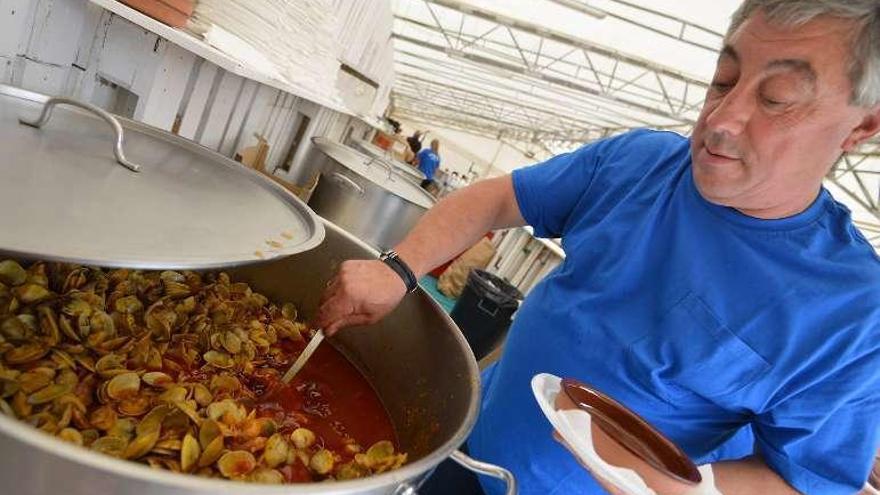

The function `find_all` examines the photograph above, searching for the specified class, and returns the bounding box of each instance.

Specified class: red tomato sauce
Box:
[248,339,397,481]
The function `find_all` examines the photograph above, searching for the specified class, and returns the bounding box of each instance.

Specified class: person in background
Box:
[450,171,464,191]
[406,130,426,164]
[439,171,463,197]
[437,169,452,196]
[317,1,880,494]
[416,139,441,190]
[466,171,478,186]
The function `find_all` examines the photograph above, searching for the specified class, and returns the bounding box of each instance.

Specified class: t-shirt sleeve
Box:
[511,140,605,238]
[753,360,880,494]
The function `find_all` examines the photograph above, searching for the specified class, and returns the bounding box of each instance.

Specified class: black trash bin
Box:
[450,269,523,361]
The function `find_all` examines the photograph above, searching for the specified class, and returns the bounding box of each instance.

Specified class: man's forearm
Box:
[711,456,800,494]
[395,175,525,277]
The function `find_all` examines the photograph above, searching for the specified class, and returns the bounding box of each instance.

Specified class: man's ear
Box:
[842,105,880,152]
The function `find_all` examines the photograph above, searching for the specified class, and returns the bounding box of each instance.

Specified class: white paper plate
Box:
[530,373,720,495]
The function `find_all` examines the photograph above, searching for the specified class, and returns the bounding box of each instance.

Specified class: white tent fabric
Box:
[389,0,880,250]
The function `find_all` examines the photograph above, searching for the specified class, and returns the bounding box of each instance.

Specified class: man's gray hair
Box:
[728,0,880,107]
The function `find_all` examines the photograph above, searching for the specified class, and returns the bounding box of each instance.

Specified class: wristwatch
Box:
[379,251,418,293]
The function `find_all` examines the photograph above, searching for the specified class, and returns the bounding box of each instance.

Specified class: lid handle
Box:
[330,172,365,196]
[18,96,142,173]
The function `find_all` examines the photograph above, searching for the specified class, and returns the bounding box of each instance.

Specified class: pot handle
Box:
[18,96,141,173]
[330,172,365,196]
[450,450,518,495]
[393,450,518,495]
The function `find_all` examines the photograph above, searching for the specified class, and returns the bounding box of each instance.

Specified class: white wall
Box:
[1,0,396,191]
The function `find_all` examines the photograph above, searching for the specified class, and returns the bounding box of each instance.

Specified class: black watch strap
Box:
[380,251,418,293]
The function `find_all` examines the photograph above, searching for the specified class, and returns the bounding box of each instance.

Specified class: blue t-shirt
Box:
[468,130,880,495]
[417,148,440,180]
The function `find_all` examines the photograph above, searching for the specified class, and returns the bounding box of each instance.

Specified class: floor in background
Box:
[419,276,457,314]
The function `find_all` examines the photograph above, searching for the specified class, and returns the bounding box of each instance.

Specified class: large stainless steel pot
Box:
[349,138,426,185]
[308,137,437,251]
[0,220,515,495]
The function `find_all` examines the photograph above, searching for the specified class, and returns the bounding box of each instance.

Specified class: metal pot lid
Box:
[0,85,324,269]
[312,137,436,209]
[350,138,426,181]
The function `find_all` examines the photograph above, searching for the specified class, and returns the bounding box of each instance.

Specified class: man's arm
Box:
[315,175,525,335]
[712,456,800,494]
[396,175,524,276]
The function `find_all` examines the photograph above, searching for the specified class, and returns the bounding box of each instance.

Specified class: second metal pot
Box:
[308,137,436,251]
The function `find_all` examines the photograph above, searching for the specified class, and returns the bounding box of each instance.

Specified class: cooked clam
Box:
[310,449,336,475]
[0,260,27,286]
[123,429,160,460]
[249,468,285,484]
[290,427,316,449]
[218,450,257,479]
[14,284,52,304]
[106,372,140,400]
[198,435,225,467]
[58,427,83,445]
[262,433,289,468]
[180,433,200,472]
[91,435,128,457]
[142,372,173,389]
[4,343,48,365]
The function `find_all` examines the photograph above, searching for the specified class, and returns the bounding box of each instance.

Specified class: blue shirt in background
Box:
[417,147,440,180]
[468,130,880,495]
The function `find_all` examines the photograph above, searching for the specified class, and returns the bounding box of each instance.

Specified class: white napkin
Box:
[531,373,722,495]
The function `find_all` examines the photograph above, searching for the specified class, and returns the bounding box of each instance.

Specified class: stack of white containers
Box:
[189,0,343,106]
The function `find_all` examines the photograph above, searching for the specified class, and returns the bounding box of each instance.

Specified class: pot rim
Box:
[0,220,481,492]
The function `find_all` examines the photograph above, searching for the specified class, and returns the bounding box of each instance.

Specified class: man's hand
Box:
[553,431,631,495]
[554,427,801,495]
[315,260,407,336]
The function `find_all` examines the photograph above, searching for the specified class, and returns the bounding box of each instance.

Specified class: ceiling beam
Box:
[394,50,659,127]
[392,32,696,124]
[422,0,708,87]
[393,14,699,118]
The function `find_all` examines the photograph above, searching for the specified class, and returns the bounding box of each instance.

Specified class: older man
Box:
[317,1,880,493]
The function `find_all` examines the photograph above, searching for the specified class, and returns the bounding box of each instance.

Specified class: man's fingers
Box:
[315,293,355,329]
[318,277,342,306]
[323,313,374,337]
[323,319,345,337]
[339,313,374,328]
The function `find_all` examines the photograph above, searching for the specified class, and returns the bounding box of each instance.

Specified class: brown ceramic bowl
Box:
[555,378,702,495]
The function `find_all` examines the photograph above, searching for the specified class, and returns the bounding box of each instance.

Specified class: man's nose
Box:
[704,85,753,137]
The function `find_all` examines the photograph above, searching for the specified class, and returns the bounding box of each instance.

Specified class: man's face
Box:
[691,12,880,218]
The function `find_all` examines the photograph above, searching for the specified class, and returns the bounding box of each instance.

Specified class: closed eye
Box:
[760,95,789,108]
